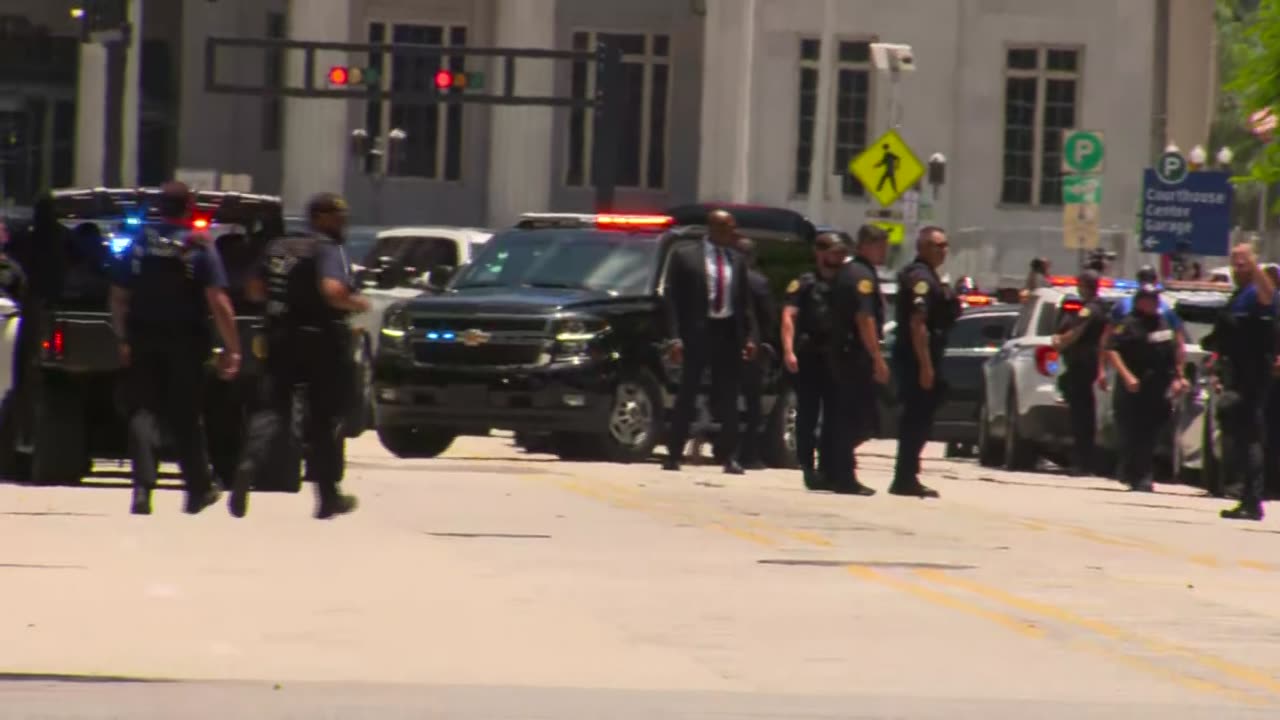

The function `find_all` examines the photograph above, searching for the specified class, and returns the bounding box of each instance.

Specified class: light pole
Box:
[349,127,407,225]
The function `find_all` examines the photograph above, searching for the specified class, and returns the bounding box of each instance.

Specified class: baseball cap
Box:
[306,192,349,217]
[1136,265,1158,284]
[1135,282,1161,299]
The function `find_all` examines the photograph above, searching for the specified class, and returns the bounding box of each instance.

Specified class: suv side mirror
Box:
[428,264,457,289]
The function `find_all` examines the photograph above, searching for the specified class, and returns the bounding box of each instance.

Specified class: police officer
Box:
[1051,271,1106,476]
[825,224,891,495]
[890,226,960,498]
[229,193,366,520]
[109,181,242,515]
[1209,243,1277,521]
[1262,264,1280,499]
[1104,283,1187,492]
[1101,264,1187,389]
[781,230,848,490]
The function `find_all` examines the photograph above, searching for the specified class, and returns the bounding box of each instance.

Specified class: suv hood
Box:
[405,286,613,315]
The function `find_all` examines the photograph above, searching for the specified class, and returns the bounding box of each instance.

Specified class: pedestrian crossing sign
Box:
[849,129,926,207]
[870,220,905,246]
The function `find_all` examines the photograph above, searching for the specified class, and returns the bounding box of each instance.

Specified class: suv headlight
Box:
[380,304,410,340]
[554,316,609,342]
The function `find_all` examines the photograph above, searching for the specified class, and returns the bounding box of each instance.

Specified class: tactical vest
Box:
[262,233,341,335]
[126,224,208,345]
[797,275,836,352]
[1116,313,1177,387]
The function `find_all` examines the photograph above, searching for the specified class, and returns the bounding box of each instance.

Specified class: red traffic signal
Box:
[328,66,350,86]
[434,70,455,90]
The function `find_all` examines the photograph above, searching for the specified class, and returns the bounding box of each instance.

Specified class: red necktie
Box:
[714,249,726,314]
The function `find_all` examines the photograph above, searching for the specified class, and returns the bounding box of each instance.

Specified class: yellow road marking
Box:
[1064,637,1263,705]
[845,564,1045,639]
[915,569,1280,699]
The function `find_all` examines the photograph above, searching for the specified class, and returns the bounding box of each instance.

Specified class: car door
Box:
[984,300,1035,426]
[938,313,1017,427]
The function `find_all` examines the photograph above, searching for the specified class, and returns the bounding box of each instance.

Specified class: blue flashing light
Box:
[124,215,143,227]
[1047,360,1061,375]
[1112,279,1138,290]
[442,332,456,341]
[108,234,133,254]
[426,332,440,340]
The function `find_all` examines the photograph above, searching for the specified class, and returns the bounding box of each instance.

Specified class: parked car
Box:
[877,303,1019,456]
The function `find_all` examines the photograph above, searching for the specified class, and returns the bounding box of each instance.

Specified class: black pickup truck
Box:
[0,188,353,488]
[372,207,816,466]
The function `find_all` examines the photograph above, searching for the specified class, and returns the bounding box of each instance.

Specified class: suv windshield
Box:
[453,230,660,296]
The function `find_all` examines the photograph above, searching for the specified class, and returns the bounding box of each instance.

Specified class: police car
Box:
[0,188,299,488]
[372,208,813,465]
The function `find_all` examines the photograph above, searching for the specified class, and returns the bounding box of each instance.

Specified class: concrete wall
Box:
[1164,0,1217,152]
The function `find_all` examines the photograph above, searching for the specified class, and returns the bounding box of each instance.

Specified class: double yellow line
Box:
[546,471,1280,706]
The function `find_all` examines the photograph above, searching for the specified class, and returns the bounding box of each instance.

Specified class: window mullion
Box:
[583,32,597,185]
[1031,72,1047,206]
[639,44,653,189]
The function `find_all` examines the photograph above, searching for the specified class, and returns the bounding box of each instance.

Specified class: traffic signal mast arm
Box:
[204,36,623,211]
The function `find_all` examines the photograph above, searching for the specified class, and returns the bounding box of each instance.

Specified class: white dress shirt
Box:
[703,239,734,319]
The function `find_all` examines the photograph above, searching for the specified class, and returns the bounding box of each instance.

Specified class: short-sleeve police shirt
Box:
[1222,283,1279,385]
[784,272,835,351]
[1111,294,1181,330]
[832,256,884,339]
[110,227,229,292]
[1058,297,1107,371]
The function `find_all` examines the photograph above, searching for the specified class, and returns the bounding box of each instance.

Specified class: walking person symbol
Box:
[875,144,900,194]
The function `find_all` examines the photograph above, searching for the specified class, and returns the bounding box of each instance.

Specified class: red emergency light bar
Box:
[1048,275,1137,290]
[191,215,210,230]
[595,214,674,229]
[960,294,992,306]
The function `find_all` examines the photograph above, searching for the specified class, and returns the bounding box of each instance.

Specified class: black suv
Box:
[372,208,815,465]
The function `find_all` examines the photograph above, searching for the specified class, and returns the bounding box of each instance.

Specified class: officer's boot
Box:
[130,486,152,516]
[1221,503,1264,521]
[183,484,222,515]
[316,486,358,520]
[802,466,825,491]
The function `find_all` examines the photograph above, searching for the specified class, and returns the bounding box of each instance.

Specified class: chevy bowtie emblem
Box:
[460,328,491,347]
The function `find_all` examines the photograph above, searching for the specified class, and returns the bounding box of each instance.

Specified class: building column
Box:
[282,0,351,215]
[697,0,752,203]
[485,0,557,227]
[74,43,108,187]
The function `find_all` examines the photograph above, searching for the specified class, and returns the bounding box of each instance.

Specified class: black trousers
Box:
[792,350,832,472]
[1113,385,1170,488]
[127,344,216,495]
[737,351,766,464]
[236,331,348,503]
[668,319,742,463]
[1221,381,1267,510]
[1062,370,1097,472]
[892,363,941,488]
[1264,385,1280,499]
[824,375,878,487]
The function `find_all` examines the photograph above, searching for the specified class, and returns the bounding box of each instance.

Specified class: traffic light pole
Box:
[204,37,623,211]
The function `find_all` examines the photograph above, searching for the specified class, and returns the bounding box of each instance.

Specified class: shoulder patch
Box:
[857,278,873,295]
[786,279,800,294]
[1079,307,1090,318]
[913,280,929,296]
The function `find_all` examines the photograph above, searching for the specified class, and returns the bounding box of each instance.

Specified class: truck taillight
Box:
[41,323,66,360]
[1035,345,1060,377]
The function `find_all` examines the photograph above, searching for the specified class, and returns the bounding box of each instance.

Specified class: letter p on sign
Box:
[1062,130,1104,174]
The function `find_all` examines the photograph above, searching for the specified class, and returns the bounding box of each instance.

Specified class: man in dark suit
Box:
[663,209,758,475]
[735,237,777,470]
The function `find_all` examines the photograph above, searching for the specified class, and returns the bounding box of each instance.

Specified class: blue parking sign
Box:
[1139,169,1233,257]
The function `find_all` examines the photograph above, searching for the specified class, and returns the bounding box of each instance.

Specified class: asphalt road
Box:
[3,434,1280,719]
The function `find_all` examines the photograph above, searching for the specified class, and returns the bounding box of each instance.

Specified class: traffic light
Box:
[433,69,485,92]
[327,65,380,87]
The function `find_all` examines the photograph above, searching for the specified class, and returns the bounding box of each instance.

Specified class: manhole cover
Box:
[758,559,975,570]
[425,532,551,540]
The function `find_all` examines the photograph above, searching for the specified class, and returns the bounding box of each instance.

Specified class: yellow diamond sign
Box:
[870,220,905,246]
[848,128,925,207]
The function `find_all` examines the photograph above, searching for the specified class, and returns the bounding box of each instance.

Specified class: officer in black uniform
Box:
[1051,270,1106,476]
[781,230,848,490]
[825,224,891,495]
[890,226,960,498]
[1261,264,1280,499]
[1208,243,1277,520]
[109,182,243,515]
[1104,283,1186,492]
[229,193,366,520]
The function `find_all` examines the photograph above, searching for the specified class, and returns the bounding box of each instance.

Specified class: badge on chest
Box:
[1147,329,1173,343]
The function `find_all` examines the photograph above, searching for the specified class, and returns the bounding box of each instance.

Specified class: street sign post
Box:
[1062,174,1102,205]
[1139,167,1233,256]
[1062,130,1105,174]
[848,128,925,207]
[1063,203,1100,250]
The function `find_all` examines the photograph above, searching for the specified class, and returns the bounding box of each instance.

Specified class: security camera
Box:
[870,43,915,73]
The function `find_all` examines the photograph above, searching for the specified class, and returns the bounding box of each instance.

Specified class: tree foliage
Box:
[1224,0,1280,189]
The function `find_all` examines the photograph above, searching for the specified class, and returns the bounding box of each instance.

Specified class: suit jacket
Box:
[663,240,758,350]
[746,268,777,350]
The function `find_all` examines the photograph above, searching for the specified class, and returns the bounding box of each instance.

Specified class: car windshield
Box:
[453,229,660,296]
